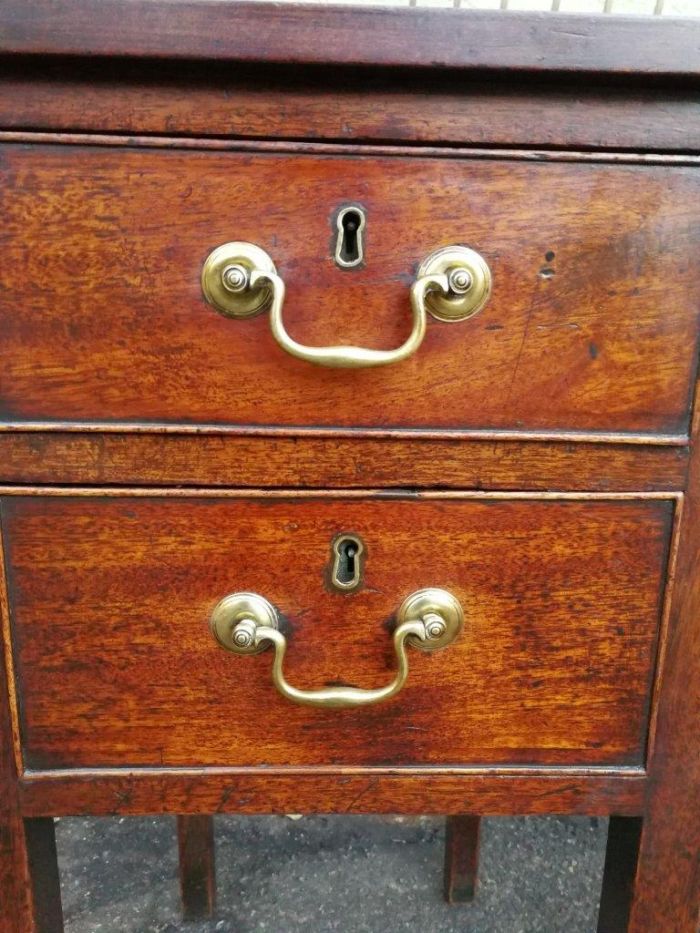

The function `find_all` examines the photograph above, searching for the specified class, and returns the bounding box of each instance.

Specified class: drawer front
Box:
[2,493,672,770]
[1,145,699,437]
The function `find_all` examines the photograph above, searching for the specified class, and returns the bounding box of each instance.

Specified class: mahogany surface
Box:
[629,395,700,932]
[2,2,699,77]
[3,64,700,153]
[0,4,699,931]
[2,493,673,769]
[0,431,687,491]
[1,144,699,436]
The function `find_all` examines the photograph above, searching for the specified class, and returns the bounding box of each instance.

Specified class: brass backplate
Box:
[397,587,464,651]
[417,245,492,323]
[209,591,279,654]
[201,241,277,318]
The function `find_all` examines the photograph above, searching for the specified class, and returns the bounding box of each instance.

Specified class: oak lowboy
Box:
[0,4,699,933]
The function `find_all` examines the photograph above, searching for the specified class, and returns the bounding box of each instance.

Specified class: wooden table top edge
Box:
[1,3,699,78]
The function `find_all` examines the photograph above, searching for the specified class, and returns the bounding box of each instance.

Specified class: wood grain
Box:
[0,432,687,491]
[2,494,673,770]
[1,3,699,77]
[628,388,700,932]
[1,145,699,437]
[0,585,30,931]
[19,768,646,819]
[0,523,62,933]
[1,7,699,927]
[3,62,700,153]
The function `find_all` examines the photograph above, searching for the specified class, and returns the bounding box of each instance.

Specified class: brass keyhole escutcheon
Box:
[334,206,366,269]
[328,533,365,593]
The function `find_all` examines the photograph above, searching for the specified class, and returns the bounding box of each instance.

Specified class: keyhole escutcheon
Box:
[329,534,365,593]
[334,206,366,269]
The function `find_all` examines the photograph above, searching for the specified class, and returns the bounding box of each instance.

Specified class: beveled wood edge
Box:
[0,423,689,448]
[0,506,24,783]
[18,766,647,817]
[3,132,700,167]
[0,487,684,500]
[645,493,685,761]
[647,371,700,760]
[0,3,698,79]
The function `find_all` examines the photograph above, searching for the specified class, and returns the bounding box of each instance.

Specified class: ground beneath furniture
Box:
[56,815,607,932]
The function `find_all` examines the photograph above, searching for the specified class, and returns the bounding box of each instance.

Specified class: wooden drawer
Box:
[1,144,699,439]
[2,492,673,771]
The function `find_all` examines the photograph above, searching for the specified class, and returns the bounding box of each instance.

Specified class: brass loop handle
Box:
[201,242,491,369]
[259,268,435,369]
[209,588,464,709]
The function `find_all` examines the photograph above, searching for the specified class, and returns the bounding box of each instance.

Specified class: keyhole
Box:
[340,540,356,580]
[329,534,365,592]
[334,206,366,269]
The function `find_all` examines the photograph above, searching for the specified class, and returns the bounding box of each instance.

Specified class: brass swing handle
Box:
[201,242,491,369]
[209,588,464,709]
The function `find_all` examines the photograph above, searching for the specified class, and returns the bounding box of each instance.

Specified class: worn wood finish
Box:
[627,393,700,932]
[1,3,699,78]
[0,525,63,933]
[1,4,699,927]
[2,145,699,437]
[0,656,31,933]
[0,578,27,933]
[596,817,643,933]
[177,816,216,921]
[2,493,672,770]
[4,64,700,153]
[444,815,480,904]
[19,769,646,819]
[0,432,687,491]
[7,133,700,168]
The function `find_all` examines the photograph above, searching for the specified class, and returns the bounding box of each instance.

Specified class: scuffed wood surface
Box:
[3,62,700,153]
[629,393,700,932]
[20,768,647,818]
[1,145,699,437]
[0,432,687,491]
[1,3,699,77]
[3,494,673,770]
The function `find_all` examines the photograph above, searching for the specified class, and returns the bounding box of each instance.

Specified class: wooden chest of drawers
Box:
[0,3,699,931]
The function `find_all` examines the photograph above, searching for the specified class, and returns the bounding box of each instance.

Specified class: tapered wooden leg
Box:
[1,811,63,932]
[596,816,642,933]
[443,815,481,904]
[177,816,216,921]
[23,819,64,933]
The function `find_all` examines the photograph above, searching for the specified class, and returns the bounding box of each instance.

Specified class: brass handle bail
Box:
[209,588,464,709]
[202,242,491,368]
